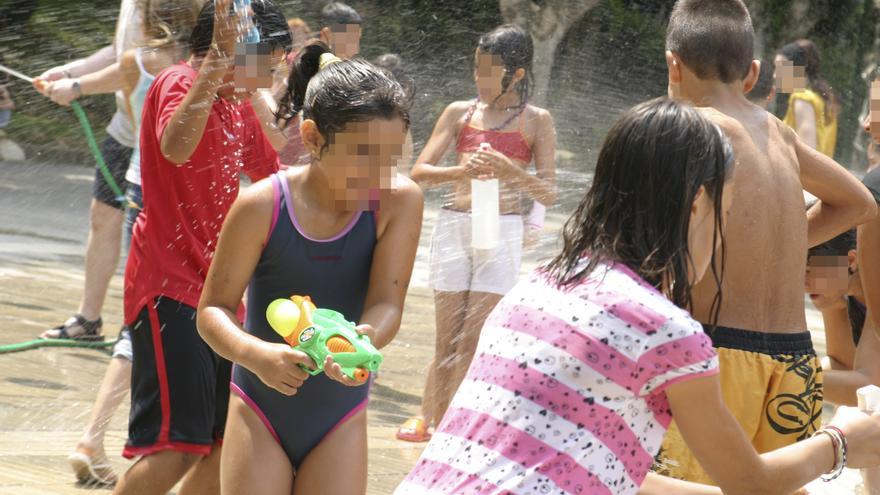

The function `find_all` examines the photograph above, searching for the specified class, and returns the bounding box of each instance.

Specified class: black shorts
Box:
[124,297,230,459]
[93,135,132,209]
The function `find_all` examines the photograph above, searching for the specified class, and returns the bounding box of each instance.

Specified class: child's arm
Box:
[822,320,880,406]
[44,62,125,107]
[160,0,237,164]
[859,219,880,336]
[323,177,424,386]
[793,99,819,151]
[799,136,877,247]
[35,45,115,84]
[637,473,721,495]
[814,294,856,371]
[410,102,469,188]
[666,373,880,494]
[197,181,314,395]
[250,89,288,151]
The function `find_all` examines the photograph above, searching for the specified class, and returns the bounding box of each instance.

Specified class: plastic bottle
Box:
[233,0,261,43]
[858,385,880,494]
[471,143,500,250]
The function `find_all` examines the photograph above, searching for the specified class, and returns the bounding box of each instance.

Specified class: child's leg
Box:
[179,446,222,495]
[219,394,293,495]
[423,290,468,425]
[447,291,503,400]
[72,355,132,480]
[293,408,368,495]
[112,450,200,495]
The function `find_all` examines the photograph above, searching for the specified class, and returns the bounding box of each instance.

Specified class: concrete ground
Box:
[0,160,862,494]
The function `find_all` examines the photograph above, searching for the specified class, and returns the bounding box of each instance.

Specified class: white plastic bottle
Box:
[858,385,880,494]
[471,143,500,250]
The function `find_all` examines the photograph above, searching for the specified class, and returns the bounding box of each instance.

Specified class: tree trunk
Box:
[499,0,599,106]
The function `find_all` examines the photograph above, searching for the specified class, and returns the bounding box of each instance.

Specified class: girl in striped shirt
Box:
[396,98,880,495]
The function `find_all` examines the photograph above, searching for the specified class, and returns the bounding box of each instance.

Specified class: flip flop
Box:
[396,416,432,443]
[68,451,117,486]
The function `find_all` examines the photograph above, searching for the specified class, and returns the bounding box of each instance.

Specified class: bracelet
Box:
[825,425,848,477]
[63,69,73,79]
[813,427,847,482]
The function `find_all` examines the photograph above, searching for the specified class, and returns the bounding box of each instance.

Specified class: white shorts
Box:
[428,208,523,295]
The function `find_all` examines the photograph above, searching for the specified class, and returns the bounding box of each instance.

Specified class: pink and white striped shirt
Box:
[396,261,719,495]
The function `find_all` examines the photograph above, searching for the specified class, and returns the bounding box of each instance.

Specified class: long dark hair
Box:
[545,98,734,320]
[477,24,532,108]
[275,40,411,154]
[778,39,838,123]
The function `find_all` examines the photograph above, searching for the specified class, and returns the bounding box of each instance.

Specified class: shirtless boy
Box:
[655,0,877,485]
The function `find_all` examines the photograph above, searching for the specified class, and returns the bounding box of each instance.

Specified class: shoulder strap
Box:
[264,172,283,247]
[134,48,152,78]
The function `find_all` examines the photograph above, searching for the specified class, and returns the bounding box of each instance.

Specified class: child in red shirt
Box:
[116,1,290,493]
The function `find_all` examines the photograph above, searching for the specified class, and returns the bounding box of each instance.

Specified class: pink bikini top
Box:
[455,101,533,164]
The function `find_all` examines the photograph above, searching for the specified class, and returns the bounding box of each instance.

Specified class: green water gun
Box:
[266,295,383,383]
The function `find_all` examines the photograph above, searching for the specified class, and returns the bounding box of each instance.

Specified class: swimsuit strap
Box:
[134,48,152,79]
[462,98,479,127]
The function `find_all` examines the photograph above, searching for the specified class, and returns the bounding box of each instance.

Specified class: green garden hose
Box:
[0,338,114,355]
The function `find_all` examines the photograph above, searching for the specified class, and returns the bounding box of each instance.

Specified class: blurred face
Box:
[689,180,735,284]
[474,49,508,103]
[863,80,880,144]
[313,117,407,211]
[327,24,361,59]
[774,54,807,93]
[233,45,287,94]
[805,253,857,306]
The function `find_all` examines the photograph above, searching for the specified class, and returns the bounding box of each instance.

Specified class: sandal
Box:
[396,416,432,443]
[40,314,104,341]
[68,449,117,486]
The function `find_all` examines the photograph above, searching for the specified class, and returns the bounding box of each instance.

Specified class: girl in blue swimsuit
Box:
[197,41,423,494]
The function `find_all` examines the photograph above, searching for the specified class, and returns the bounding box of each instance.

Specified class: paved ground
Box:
[0,160,863,494]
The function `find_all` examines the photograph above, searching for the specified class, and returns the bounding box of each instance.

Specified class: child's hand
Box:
[36,66,68,84]
[211,0,238,58]
[828,406,880,469]
[323,324,376,387]
[44,79,80,106]
[473,145,522,181]
[463,154,495,179]
[252,342,315,396]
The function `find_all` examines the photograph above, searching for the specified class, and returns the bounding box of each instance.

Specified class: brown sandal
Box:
[40,314,104,341]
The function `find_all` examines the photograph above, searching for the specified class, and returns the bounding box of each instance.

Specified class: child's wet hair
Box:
[189,0,292,56]
[277,41,411,153]
[477,24,533,106]
[139,0,203,48]
[547,97,734,320]
[373,53,415,104]
[809,229,856,258]
[321,2,362,27]
[666,0,754,84]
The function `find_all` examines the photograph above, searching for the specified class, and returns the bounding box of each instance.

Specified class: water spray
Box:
[0,62,126,203]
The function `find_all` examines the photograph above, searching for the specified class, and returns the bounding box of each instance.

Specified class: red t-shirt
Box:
[124,63,279,323]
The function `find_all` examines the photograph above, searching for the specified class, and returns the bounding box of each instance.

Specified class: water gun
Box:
[266,295,383,383]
